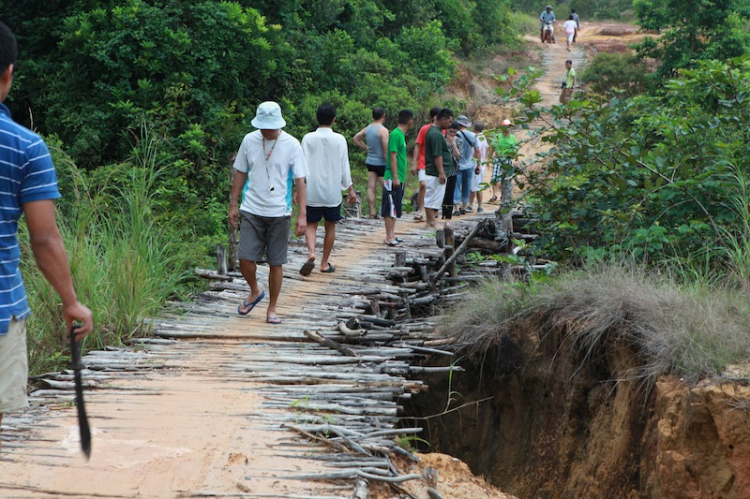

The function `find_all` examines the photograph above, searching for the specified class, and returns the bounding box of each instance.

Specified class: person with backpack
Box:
[452,115,480,215]
[442,121,462,228]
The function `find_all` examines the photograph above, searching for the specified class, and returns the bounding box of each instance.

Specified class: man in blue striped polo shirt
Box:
[0,21,93,448]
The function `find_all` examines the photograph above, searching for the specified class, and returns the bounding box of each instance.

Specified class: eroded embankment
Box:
[402,320,750,498]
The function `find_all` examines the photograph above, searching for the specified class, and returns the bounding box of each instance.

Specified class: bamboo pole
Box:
[430,219,488,284]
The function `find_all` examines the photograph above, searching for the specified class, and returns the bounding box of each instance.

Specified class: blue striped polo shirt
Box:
[0,102,61,334]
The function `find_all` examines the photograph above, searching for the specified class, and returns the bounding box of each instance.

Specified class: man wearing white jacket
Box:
[301,103,357,275]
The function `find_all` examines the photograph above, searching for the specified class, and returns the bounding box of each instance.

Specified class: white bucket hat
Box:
[251,101,286,129]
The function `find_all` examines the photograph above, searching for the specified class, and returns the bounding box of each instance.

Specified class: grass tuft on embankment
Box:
[443,264,750,384]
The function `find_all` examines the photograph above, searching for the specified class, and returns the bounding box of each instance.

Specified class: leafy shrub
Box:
[497,56,750,267]
[581,52,650,97]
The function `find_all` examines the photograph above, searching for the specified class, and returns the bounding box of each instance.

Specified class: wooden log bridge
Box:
[0,211,527,498]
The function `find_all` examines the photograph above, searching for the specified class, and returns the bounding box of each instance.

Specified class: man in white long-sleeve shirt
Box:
[300,103,357,275]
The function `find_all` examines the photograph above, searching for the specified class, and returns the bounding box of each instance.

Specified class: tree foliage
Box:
[2,0,515,245]
[634,0,750,77]
[500,57,750,265]
[580,52,650,98]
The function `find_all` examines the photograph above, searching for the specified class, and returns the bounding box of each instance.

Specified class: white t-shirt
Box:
[564,20,577,34]
[301,127,352,207]
[233,130,309,217]
[476,132,489,166]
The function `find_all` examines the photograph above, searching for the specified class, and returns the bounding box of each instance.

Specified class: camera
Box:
[560,82,567,89]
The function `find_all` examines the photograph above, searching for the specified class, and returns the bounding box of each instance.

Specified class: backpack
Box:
[458,131,476,164]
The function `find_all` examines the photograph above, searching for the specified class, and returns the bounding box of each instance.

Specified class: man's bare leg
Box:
[367,171,378,216]
[321,221,336,271]
[239,259,263,313]
[425,208,438,228]
[476,190,484,210]
[305,221,318,263]
[267,265,283,320]
[384,216,396,243]
[418,180,426,218]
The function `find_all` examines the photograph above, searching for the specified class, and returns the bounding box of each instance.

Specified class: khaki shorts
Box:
[0,319,29,413]
[239,211,291,266]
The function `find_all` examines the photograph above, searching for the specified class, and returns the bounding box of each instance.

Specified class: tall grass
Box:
[22,132,190,374]
[509,11,541,36]
[444,264,750,385]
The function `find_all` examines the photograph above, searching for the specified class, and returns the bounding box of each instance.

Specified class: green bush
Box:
[581,52,651,97]
[499,56,750,268]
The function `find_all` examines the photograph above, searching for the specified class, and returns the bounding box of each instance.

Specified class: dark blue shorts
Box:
[307,204,342,223]
[381,184,404,219]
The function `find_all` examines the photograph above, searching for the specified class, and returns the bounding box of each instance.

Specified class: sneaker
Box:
[477,207,484,213]
[453,210,462,217]
[464,206,473,212]
[459,209,466,215]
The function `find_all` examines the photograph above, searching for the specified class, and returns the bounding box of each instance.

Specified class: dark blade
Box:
[70,325,91,459]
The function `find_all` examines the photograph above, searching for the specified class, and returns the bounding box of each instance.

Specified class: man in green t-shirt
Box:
[560,59,576,104]
[424,108,454,228]
[489,119,519,203]
[383,109,414,246]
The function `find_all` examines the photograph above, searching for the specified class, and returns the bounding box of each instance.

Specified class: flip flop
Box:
[321,264,336,273]
[413,214,424,221]
[266,316,282,325]
[395,237,404,243]
[238,290,265,315]
[386,240,400,247]
[300,258,315,276]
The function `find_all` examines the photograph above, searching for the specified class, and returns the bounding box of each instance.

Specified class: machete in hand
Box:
[70,324,92,459]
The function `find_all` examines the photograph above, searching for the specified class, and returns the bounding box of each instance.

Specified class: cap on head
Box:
[546,5,552,10]
[456,115,472,127]
[252,101,286,129]
[501,119,512,127]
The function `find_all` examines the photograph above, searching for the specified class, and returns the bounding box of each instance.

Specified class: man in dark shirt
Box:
[423,108,453,228]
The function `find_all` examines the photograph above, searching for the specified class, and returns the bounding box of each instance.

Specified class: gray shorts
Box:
[239,211,291,266]
[0,318,29,413]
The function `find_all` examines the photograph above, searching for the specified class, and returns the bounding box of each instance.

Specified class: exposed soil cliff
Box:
[403,320,750,498]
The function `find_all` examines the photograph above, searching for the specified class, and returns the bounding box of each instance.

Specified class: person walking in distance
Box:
[423,109,453,228]
[383,110,414,246]
[468,121,489,213]
[300,103,357,276]
[411,106,441,222]
[0,21,94,449]
[560,59,576,105]
[229,101,308,325]
[571,9,580,43]
[564,15,578,51]
[353,107,389,218]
